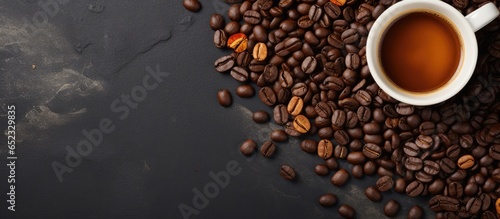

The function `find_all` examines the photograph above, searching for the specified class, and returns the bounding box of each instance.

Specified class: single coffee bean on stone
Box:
[183,0,201,12]
[384,199,400,217]
[280,164,296,181]
[236,84,255,98]
[270,130,288,142]
[331,168,350,187]
[338,204,356,219]
[315,164,329,176]
[240,139,257,156]
[319,193,337,207]
[365,186,382,202]
[217,89,232,107]
[376,175,394,192]
[301,139,318,154]
[260,141,276,157]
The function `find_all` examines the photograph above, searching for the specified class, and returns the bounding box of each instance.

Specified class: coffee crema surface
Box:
[380,12,462,93]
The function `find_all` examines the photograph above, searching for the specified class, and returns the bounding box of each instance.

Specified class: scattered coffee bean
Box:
[240,139,257,156]
[384,199,400,217]
[280,164,296,181]
[301,139,317,154]
[319,193,337,207]
[376,175,394,192]
[338,204,356,219]
[183,0,201,12]
[293,115,311,134]
[407,205,424,219]
[365,186,382,202]
[331,169,350,187]
[209,14,225,30]
[318,139,334,159]
[315,164,329,176]
[260,141,276,157]
[236,84,255,98]
[217,89,232,107]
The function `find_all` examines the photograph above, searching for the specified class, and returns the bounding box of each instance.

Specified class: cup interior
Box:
[366,0,478,106]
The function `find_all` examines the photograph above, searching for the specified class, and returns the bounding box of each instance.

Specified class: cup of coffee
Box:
[367,0,500,106]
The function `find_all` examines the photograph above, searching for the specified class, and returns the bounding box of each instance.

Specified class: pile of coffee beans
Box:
[186,0,500,217]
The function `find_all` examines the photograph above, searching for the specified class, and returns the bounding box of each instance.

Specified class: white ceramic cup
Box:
[367,0,500,106]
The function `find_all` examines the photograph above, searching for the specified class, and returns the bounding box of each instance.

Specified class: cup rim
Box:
[366,0,478,106]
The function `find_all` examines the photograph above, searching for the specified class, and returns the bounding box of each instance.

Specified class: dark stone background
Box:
[0,0,436,218]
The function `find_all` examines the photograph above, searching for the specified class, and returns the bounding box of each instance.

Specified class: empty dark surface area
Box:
[0,1,433,219]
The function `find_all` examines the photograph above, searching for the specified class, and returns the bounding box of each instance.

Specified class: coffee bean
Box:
[215,55,234,72]
[287,96,304,116]
[489,144,500,160]
[224,21,241,36]
[429,195,459,212]
[252,42,268,61]
[331,109,346,127]
[341,28,359,44]
[423,160,440,176]
[338,204,356,219]
[394,178,406,193]
[457,154,475,169]
[440,157,456,174]
[259,87,277,106]
[240,139,257,156]
[236,84,255,98]
[331,168,349,187]
[301,56,318,74]
[318,139,334,159]
[384,199,400,217]
[301,139,317,154]
[315,164,329,176]
[280,164,296,181]
[376,175,394,192]
[363,143,382,159]
[260,141,276,157]
[334,144,348,159]
[446,144,461,160]
[308,4,323,22]
[270,130,288,142]
[230,67,249,82]
[404,157,423,171]
[272,104,288,125]
[355,90,371,106]
[183,0,201,12]
[210,14,225,30]
[252,110,269,124]
[291,82,308,96]
[407,205,424,219]
[334,130,350,146]
[447,182,464,198]
[243,10,262,25]
[346,151,366,165]
[217,89,232,107]
[309,193,336,209]
[406,180,424,197]
[365,186,382,202]
[403,142,420,157]
[495,198,500,215]
[293,115,310,134]
[419,121,436,135]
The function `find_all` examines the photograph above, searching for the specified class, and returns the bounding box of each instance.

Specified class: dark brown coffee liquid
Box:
[380,12,461,93]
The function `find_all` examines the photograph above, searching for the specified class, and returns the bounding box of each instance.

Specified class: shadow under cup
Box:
[368,2,478,106]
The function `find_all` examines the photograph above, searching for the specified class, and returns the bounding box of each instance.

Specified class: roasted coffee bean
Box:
[270,130,288,142]
[376,175,394,192]
[428,179,445,195]
[341,28,359,44]
[465,197,482,214]
[331,168,349,186]
[324,2,341,19]
[355,90,371,106]
[446,144,461,160]
[301,56,318,74]
[273,104,289,125]
[315,164,329,176]
[293,115,310,134]
[291,82,308,96]
[394,178,406,193]
[351,165,363,178]
[253,42,268,61]
[236,84,255,98]
[405,157,423,171]
[314,102,331,118]
[284,121,301,137]
[224,21,241,36]
[495,198,500,215]
[253,110,270,123]
[243,10,262,25]
[365,186,382,202]
[423,160,440,175]
[449,169,467,182]
[215,55,234,72]
[240,139,257,156]
[489,144,500,160]
[230,67,249,82]
[406,180,424,197]
[280,164,296,181]
[415,135,432,149]
[363,143,382,159]
[419,121,435,135]
[440,157,456,174]
[209,14,225,30]
[308,4,323,22]
[334,145,348,159]
[183,0,201,12]
[338,204,356,219]
[319,193,337,207]
[331,109,346,127]
[227,4,242,21]
[217,89,232,107]
[260,141,276,157]
[447,182,463,199]
[429,195,459,212]
[287,96,304,116]
[259,87,277,106]
[346,151,366,165]
[262,64,278,83]
[301,139,318,154]
[415,170,432,183]
[457,155,475,169]
[318,139,334,159]
[403,142,420,157]
[384,199,400,217]
[407,205,424,219]
[334,130,350,146]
